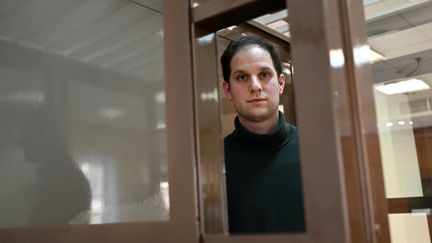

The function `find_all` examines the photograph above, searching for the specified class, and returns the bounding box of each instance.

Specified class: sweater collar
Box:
[232,111,293,153]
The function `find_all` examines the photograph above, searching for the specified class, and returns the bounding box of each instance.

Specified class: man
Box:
[221,36,305,233]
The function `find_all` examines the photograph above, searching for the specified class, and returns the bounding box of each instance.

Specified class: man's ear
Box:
[278,74,286,95]
[222,81,233,101]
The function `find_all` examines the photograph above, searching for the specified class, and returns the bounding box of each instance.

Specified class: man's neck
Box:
[238,113,279,135]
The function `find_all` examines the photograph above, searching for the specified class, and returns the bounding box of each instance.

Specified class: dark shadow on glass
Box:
[20,109,91,226]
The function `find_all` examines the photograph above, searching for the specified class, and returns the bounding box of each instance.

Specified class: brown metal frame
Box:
[0,222,170,243]
[193,0,285,36]
[193,30,227,234]
[335,0,390,242]
[164,1,201,242]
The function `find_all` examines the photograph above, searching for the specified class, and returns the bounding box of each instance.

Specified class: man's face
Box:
[223,45,285,124]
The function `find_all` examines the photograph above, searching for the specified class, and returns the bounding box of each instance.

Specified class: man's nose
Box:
[250,76,262,92]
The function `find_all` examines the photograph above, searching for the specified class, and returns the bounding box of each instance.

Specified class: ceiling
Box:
[0,0,164,134]
[0,0,164,82]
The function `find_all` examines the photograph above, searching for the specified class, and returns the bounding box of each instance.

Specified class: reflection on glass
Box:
[191,0,212,7]
[0,0,167,228]
[365,0,432,241]
[374,88,423,198]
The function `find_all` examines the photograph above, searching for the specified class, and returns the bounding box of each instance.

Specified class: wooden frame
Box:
[0,222,170,243]
[192,0,285,35]
[164,1,200,242]
[193,30,227,234]
[335,0,390,242]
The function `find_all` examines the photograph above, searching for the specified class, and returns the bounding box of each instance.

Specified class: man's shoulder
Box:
[224,130,236,145]
[284,121,297,130]
[284,122,298,141]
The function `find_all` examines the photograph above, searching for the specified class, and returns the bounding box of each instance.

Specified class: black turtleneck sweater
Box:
[224,112,305,233]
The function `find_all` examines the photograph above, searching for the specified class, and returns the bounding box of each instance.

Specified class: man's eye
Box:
[236,74,247,81]
[260,72,271,78]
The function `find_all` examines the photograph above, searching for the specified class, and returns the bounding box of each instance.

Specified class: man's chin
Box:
[241,111,274,123]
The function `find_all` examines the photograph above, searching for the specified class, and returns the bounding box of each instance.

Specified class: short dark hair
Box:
[220,36,283,82]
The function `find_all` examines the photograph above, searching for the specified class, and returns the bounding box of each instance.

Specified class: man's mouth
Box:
[248,98,267,103]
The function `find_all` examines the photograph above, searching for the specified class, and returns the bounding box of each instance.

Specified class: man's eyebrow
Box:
[258,67,275,73]
[232,70,246,75]
[260,66,273,70]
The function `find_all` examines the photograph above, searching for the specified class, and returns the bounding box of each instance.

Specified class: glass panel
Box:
[0,0,167,228]
[363,0,432,241]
